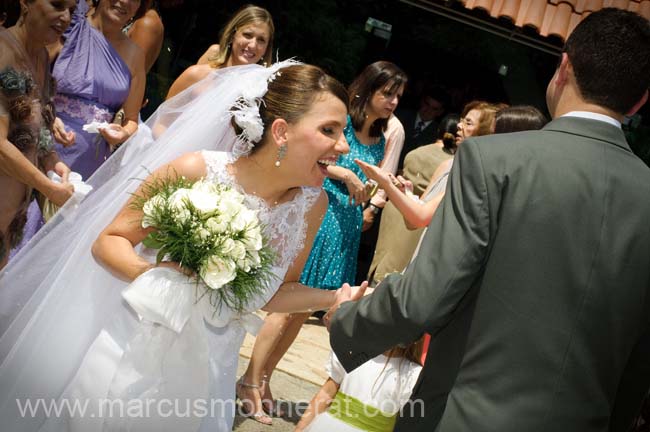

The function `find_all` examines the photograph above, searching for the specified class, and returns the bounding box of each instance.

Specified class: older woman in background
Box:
[0,0,76,268]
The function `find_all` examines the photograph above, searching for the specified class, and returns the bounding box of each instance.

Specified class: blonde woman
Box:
[166,4,274,99]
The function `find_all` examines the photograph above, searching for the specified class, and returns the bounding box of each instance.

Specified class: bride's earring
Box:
[274,144,287,167]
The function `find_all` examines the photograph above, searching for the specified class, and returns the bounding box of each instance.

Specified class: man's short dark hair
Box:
[565,8,650,114]
[421,84,451,110]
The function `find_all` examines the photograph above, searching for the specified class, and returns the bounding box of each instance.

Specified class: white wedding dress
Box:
[36,151,319,432]
[0,61,315,432]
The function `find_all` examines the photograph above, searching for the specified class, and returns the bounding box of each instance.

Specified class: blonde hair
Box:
[208,5,274,69]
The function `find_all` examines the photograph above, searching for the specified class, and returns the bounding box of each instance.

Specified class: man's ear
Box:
[626,89,649,117]
[270,118,289,148]
[555,53,571,87]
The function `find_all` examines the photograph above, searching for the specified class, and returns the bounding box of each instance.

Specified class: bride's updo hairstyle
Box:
[243,64,348,154]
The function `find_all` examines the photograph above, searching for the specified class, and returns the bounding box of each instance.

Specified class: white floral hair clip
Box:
[230,59,301,157]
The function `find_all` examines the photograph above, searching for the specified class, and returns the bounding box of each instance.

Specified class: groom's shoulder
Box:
[461,129,547,161]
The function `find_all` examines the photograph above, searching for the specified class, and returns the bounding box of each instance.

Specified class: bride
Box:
[0,61,366,431]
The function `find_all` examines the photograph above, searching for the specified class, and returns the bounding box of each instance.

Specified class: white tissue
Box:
[82,121,109,134]
[47,171,93,196]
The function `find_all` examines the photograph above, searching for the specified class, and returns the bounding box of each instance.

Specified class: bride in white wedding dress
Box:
[0,61,366,431]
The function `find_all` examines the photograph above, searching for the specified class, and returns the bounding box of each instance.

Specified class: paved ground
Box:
[233,314,330,431]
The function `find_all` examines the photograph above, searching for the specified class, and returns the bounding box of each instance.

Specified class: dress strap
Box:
[200,150,233,183]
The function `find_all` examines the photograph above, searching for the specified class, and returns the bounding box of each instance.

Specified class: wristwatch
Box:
[369,203,381,215]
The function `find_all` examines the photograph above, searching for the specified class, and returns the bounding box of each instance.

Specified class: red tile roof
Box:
[459,0,650,41]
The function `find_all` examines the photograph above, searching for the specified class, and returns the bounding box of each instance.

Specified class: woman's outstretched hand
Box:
[343,171,369,206]
[52,117,76,147]
[355,159,391,189]
[100,123,131,150]
[323,281,369,330]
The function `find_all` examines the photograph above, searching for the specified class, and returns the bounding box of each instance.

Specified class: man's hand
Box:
[323,281,369,330]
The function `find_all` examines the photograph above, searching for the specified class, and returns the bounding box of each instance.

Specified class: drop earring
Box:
[274,144,287,167]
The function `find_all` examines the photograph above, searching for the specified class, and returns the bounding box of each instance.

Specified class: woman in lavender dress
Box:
[11,0,145,257]
[52,0,146,179]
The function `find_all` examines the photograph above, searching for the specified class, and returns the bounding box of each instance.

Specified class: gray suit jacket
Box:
[330,117,650,431]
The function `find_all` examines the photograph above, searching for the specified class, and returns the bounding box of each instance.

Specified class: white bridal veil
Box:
[0,60,299,430]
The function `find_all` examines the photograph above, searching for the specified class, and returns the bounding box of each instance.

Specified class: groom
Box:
[327,8,650,431]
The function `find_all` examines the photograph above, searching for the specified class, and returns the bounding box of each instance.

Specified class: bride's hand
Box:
[323,281,369,330]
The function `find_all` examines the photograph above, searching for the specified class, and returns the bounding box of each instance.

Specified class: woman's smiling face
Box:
[229,22,270,66]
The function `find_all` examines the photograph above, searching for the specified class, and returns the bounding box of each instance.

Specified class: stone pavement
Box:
[233,314,331,431]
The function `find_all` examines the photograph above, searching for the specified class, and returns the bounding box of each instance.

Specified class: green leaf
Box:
[156,247,168,264]
[142,234,164,249]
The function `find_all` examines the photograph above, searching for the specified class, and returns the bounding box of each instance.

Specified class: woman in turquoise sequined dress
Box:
[299,115,385,288]
[236,62,407,426]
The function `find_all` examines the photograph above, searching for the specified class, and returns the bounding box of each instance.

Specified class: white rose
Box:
[168,189,191,210]
[168,202,191,224]
[221,189,245,204]
[242,226,263,250]
[186,189,219,215]
[218,197,244,222]
[231,208,258,233]
[228,240,247,261]
[201,256,237,290]
[195,227,211,242]
[220,238,236,256]
[247,249,261,268]
[191,180,216,194]
[237,258,251,273]
[141,194,166,228]
[206,216,228,234]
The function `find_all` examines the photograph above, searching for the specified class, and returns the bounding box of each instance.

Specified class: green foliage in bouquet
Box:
[130,172,276,314]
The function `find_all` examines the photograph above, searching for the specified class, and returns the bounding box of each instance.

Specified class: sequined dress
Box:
[300,116,385,290]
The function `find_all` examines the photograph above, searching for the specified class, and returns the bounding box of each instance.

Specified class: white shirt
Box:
[414,113,432,132]
[562,111,621,129]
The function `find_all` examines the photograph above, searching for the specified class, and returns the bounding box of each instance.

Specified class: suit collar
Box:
[543,116,631,153]
[562,111,621,129]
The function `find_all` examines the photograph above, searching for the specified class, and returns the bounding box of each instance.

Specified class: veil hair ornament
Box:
[0,59,300,431]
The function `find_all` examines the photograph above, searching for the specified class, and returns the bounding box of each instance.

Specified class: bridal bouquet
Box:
[131,175,275,313]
